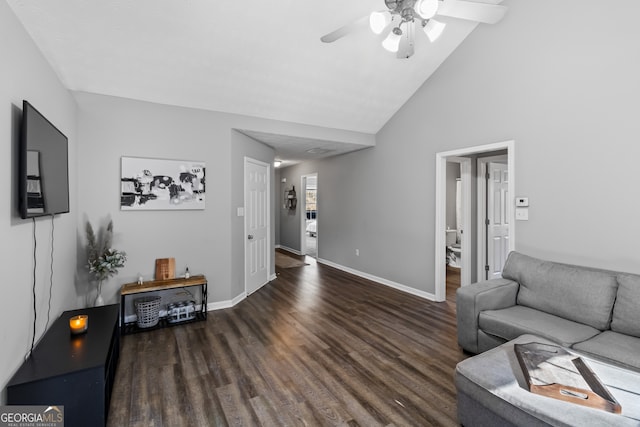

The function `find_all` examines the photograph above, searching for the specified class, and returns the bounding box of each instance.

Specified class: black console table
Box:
[7,304,120,427]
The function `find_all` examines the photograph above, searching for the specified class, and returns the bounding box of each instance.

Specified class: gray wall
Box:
[398,0,640,272]
[274,168,281,246]
[75,92,233,303]
[0,2,79,400]
[310,0,640,295]
[74,92,367,306]
[5,0,640,401]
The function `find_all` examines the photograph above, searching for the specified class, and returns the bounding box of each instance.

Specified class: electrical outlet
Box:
[355,249,359,256]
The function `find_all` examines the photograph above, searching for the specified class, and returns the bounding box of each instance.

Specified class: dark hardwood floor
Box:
[446,265,461,303]
[108,253,466,426]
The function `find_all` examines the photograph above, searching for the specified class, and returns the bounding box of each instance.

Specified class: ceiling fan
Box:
[320,0,507,59]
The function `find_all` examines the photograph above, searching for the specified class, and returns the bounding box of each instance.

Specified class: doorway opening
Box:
[300,173,318,258]
[434,141,515,302]
[445,157,470,300]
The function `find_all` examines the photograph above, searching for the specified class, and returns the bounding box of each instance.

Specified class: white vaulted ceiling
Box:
[7,0,501,158]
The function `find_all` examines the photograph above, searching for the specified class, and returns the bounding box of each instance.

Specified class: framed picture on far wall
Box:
[120,156,205,211]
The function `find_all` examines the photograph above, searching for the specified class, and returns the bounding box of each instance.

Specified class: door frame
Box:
[300,173,318,257]
[477,155,508,281]
[244,156,272,296]
[434,140,515,302]
[444,157,472,288]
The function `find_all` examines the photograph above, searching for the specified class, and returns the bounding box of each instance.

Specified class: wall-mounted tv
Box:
[19,101,69,219]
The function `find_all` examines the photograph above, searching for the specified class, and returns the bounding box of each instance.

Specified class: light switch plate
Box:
[515,208,529,220]
[237,207,244,217]
[516,197,529,207]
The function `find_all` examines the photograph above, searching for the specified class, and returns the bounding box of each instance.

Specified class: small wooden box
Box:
[155,258,175,280]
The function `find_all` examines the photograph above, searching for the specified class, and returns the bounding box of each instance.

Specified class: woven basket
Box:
[135,296,161,328]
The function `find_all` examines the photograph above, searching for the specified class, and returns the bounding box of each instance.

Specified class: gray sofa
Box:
[456,251,640,370]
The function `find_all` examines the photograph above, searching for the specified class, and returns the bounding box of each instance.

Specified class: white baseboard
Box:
[316,258,437,302]
[269,273,277,281]
[278,245,302,256]
[207,292,246,311]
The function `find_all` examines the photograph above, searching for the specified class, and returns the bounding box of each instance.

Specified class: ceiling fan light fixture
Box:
[423,18,446,42]
[320,0,507,59]
[415,0,439,19]
[369,11,391,35]
[382,27,403,52]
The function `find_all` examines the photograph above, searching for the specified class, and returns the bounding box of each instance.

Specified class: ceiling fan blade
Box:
[320,15,369,43]
[437,0,507,25]
[397,23,415,59]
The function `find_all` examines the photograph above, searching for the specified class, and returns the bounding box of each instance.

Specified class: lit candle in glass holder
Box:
[69,315,88,335]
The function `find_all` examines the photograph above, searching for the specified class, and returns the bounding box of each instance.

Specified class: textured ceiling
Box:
[239,130,372,167]
[7,0,500,162]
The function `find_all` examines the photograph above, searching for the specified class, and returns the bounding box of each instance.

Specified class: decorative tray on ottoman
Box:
[514,342,621,413]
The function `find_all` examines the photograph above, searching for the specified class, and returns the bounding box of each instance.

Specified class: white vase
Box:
[94,292,105,307]
[94,280,105,306]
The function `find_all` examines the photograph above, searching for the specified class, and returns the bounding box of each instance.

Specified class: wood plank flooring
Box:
[108,253,466,426]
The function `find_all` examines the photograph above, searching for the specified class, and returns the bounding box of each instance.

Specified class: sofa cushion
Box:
[611,273,640,337]
[572,331,640,371]
[502,252,618,330]
[455,334,640,427]
[479,305,601,347]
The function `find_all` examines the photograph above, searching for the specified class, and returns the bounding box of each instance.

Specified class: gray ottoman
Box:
[455,334,640,426]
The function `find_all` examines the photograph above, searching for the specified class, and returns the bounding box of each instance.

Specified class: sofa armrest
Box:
[456,278,519,353]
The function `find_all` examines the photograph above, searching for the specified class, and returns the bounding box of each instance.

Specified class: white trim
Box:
[436,140,513,158]
[244,157,272,296]
[208,292,247,311]
[300,175,307,256]
[435,156,446,301]
[269,273,277,281]
[435,140,515,302]
[207,300,234,311]
[317,258,437,301]
[300,173,318,258]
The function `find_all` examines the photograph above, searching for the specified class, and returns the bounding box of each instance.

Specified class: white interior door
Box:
[245,158,270,296]
[487,162,509,279]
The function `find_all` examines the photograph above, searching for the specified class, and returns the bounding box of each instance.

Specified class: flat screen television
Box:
[19,100,69,219]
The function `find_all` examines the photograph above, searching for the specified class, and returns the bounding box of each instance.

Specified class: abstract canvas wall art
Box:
[120,157,205,210]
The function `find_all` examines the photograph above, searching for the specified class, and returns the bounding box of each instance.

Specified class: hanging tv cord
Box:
[45,215,55,331]
[29,218,37,357]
